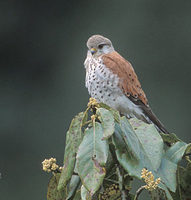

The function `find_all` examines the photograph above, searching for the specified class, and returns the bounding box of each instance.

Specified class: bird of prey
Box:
[84,34,169,134]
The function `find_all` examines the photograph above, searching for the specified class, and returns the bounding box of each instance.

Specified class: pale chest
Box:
[85,56,122,105]
[84,55,144,118]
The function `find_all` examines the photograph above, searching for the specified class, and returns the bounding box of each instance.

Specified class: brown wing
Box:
[102,51,148,106]
[102,51,169,134]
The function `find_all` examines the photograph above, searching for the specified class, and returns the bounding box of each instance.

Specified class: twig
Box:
[134,186,145,200]
[183,152,191,158]
[121,190,127,200]
[82,120,92,126]
[183,153,191,163]
[104,178,119,184]
[106,171,117,179]
[116,167,129,200]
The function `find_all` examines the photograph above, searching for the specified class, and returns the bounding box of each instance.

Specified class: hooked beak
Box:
[90,48,97,55]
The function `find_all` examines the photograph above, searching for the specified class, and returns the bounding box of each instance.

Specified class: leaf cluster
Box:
[46,103,191,200]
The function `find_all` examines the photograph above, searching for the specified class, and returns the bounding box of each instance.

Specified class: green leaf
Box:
[185,143,191,155]
[72,190,81,200]
[156,142,188,193]
[112,122,143,177]
[165,141,188,164]
[154,141,188,193]
[81,185,91,200]
[76,122,109,196]
[58,112,85,191]
[47,174,66,200]
[96,107,115,139]
[57,130,75,191]
[130,118,164,170]
[112,117,184,193]
[113,117,164,172]
[173,164,191,199]
[119,117,141,160]
[156,157,177,192]
[182,163,191,199]
[99,103,120,122]
[158,183,173,200]
[81,109,89,127]
[66,175,81,200]
[160,132,181,144]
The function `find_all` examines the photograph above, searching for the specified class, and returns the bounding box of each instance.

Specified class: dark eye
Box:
[98,44,104,49]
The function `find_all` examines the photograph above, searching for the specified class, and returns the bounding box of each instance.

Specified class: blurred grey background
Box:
[0,0,191,199]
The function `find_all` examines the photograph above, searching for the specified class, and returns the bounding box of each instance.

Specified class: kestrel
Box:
[84,35,169,134]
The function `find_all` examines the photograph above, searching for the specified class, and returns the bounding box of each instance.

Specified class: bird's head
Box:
[86,35,114,57]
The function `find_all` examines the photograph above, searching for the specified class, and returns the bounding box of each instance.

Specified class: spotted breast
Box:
[84,51,145,120]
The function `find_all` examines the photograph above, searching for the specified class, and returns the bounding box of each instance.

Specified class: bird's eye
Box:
[98,44,104,49]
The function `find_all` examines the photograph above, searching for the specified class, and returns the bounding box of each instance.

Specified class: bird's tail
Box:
[141,105,169,134]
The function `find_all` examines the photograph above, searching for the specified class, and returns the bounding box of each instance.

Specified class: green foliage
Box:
[47,173,66,200]
[96,107,115,140]
[66,175,81,200]
[129,118,164,170]
[46,103,191,200]
[76,122,109,195]
[81,185,91,200]
[58,112,85,190]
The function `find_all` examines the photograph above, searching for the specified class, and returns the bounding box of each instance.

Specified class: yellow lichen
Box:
[91,114,96,121]
[42,157,59,173]
[59,166,63,171]
[87,97,100,108]
[141,168,161,191]
[100,184,120,200]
